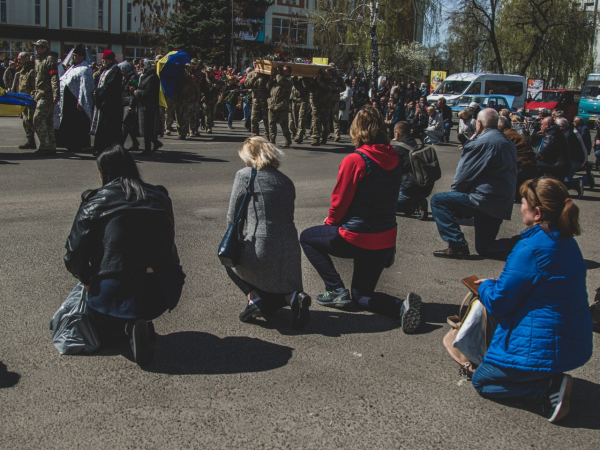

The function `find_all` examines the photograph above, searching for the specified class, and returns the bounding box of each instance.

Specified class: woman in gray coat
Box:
[226,136,311,330]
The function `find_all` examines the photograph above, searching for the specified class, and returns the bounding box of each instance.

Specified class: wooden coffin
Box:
[253,60,330,77]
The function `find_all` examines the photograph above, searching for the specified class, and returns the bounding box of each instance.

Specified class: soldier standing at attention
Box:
[310,69,334,146]
[189,58,206,137]
[329,63,345,142]
[290,75,310,144]
[173,65,195,140]
[203,67,221,134]
[245,68,271,140]
[267,65,293,148]
[16,52,37,150]
[32,39,59,156]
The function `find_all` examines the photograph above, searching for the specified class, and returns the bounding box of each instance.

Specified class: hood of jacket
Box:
[356,143,399,171]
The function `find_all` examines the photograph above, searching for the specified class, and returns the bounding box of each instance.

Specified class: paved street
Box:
[1,116,599,449]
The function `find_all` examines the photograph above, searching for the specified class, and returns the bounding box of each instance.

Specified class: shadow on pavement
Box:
[0,362,21,389]
[585,259,600,270]
[0,151,96,161]
[144,332,293,375]
[133,150,228,164]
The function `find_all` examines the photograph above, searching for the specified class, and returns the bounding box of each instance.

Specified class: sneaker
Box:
[130,319,154,366]
[399,293,422,334]
[291,292,311,330]
[239,302,263,322]
[433,245,470,259]
[316,288,352,308]
[416,198,428,221]
[543,373,573,423]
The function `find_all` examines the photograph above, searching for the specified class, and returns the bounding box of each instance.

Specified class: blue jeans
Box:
[299,225,402,318]
[243,99,251,121]
[397,189,426,213]
[226,103,235,126]
[595,149,600,166]
[443,122,451,142]
[472,362,552,400]
[430,191,503,254]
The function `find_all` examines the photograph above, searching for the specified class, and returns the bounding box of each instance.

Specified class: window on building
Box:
[1,0,7,24]
[35,0,41,25]
[125,47,156,59]
[0,41,33,61]
[127,2,133,31]
[98,0,104,29]
[272,18,308,45]
[67,0,73,28]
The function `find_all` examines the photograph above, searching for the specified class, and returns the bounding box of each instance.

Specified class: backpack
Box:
[396,142,442,187]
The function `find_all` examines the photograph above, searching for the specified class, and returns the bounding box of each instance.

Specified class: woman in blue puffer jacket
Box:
[472,177,593,424]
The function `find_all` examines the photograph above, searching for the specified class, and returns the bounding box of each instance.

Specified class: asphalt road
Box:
[1,117,599,449]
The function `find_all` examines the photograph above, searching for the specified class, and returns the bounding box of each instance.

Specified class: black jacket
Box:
[64,180,180,285]
[134,69,160,111]
[393,136,435,197]
[537,124,571,173]
[94,64,123,112]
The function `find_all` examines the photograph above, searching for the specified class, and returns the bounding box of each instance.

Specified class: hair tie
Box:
[565,198,572,203]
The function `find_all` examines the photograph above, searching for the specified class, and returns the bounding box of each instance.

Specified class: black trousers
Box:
[225,267,289,313]
[89,307,131,347]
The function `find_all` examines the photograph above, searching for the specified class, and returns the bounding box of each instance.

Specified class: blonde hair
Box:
[499,109,510,118]
[458,109,470,120]
[510,113,521,122]
[427,106,436,114]
[238,136,284,169]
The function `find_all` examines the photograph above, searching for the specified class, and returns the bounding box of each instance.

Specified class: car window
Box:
[485,80,524,96]
[433,80,470,95]
[496,98,506,107]
[465,82,481,95]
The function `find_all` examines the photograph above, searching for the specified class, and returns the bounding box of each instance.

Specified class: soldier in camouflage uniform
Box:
[309,69,334,146]
[244,69,270,140]
[165,96,176,135]
[32,39,59,156]
[203,68,222,134]
[189,59,206,137]
[289,76,310,144]
[329,63,346,142]
[267,66,293,147]
[16,52,37,149]
[173,67,196,140]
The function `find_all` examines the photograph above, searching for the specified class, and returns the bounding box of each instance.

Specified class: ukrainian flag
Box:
[0,87,36,116]
[156,51,192,108]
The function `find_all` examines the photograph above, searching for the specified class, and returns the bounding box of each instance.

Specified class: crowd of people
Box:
[4,42,596,425]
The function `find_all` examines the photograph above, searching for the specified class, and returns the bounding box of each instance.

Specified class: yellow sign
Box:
[430,70,447,94]
[312,57,329,65]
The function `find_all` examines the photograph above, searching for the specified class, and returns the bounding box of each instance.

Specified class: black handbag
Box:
[218,168,257,267]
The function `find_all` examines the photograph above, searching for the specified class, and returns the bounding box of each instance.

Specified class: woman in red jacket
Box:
[299,106,422,333]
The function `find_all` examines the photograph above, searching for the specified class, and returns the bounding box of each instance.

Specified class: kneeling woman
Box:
[225,136,310,330]
[64,145,185,366]
[473,177,592,423]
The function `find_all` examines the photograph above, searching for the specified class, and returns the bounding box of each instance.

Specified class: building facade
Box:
[0,0,174,62]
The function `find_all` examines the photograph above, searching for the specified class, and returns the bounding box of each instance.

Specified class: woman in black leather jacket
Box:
[64,144,185,366]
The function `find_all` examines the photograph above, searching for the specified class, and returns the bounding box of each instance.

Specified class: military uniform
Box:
[33,47,60,152]
[267,72,293,145]
[190,67,207,135]
[17,61,37,149]
[165,96,176,134]
[289,77,310,143]
[203,74,221,133]
[172,70,195,140]
[245,70,270,139]
[329,70,346,141]
[310,76,334,146]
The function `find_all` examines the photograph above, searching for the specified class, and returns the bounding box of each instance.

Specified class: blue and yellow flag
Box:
[0,87,36,116]
[156,51,191,108]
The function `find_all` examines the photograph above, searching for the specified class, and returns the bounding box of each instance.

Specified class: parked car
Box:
[450,94,517,123]
[525,89,581,121]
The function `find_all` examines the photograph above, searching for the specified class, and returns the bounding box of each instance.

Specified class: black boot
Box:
[433,245,470,259]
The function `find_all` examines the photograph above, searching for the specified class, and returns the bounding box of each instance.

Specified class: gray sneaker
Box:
[316,288,352,308]
[399,293,421,334]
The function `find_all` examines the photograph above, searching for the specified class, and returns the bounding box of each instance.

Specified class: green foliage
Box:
[379,42,430,82]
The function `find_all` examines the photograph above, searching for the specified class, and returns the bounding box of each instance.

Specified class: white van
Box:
[427,73,527,109]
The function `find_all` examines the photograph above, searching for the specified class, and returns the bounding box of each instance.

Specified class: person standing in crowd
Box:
[419,82,428,99]
[310,68,334,146]
[472,177,592,424]
[64,145,185,366]
[594,117,600,169]
[430,108,517,259]
[457,109,477,145]
[245,68,271,140]
[172,64,195,140]
[556,118,587,198]
[535,116,571,181]
[339,78,352,135]
[411,105,428,141]
[497,116,537,202]
[120,61,140,151]
[188,58,203,137]
[202,67,221,134]
[299,106,422,333]
[3,60,15,91]
[131,59,162,156]
[351,78,368,114]
[226,136,310,330]
[572,116,595,189]
[267,66,293,147]
[437,97,453,143]
[15,52,37,150]
[56,44,94,154]
[424,106,444,144]
[329,63,345,142]
[289,75,311,144]
[223,76,240,130]
[32,39,60,156]
[91,50,123,156]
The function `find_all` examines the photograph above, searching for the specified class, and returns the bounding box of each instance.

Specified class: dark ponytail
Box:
[96,144,146,201]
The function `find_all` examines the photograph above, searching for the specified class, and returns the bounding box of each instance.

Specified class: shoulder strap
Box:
[232,168,257,225]
[396,142,415,152]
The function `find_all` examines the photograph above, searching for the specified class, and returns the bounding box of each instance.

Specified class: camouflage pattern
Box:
[267,73,293,143]
[202,74,222,131]
[289,77,310,141]
[33,98,56,150]
[310,76,334,143]
[18,61,36,142]
[165,96,176,132]
[190,68,207,134]
[22,107,35,141]
[172,70,195,139]
[329,71,345,139]
[244,70,270,139]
